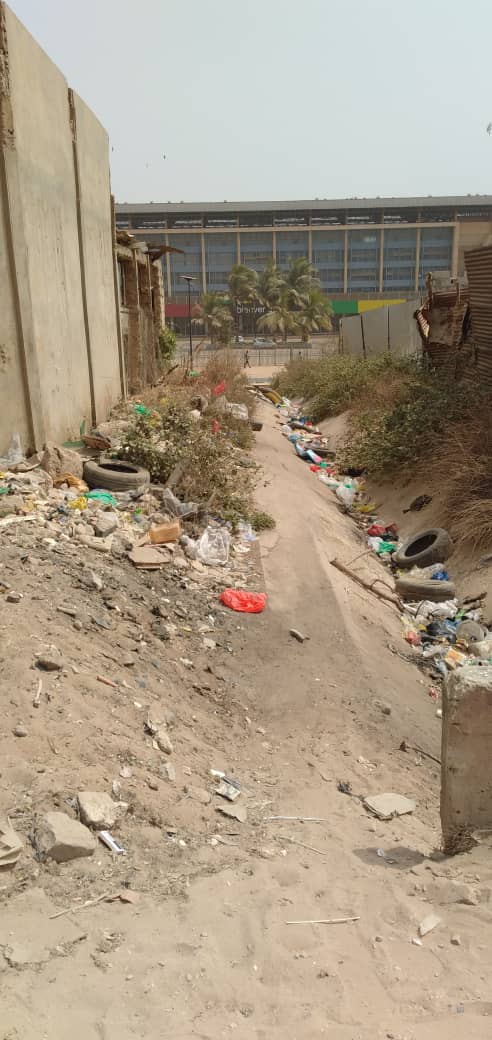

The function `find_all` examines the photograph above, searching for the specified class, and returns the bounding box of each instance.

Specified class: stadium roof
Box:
[116,195,492,214]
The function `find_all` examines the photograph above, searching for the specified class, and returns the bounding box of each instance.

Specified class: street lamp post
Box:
[181,275,196,369]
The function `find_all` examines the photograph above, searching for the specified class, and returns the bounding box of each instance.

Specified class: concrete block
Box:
[441,665,492,854]
[93,513,119,538]
[77,791,127,829]
[35,811,96,862]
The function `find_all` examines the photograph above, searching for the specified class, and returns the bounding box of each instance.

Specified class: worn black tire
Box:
[393,528,453,570]
[83,458,150,492]
[395,576,456,602]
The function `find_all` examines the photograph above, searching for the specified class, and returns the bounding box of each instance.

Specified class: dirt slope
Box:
[1,406,492,1038]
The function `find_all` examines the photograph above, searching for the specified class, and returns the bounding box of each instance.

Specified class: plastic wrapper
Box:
[220,589,267,613]
[197,526,231,566]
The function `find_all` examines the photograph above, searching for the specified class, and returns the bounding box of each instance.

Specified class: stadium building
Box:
[116,196,492,331]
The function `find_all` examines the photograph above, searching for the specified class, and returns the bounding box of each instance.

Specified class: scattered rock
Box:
[374,699,392,716]
[73,619,83,631]
[147,778,159,791]
[216,803,247,824]
[77,791,128,830]
[290,628,309,643]
[0,495,24,517]
[34,811,96,862]
[418,913,441,937]
[93,514,119,538]
[40,442,84,479]
[86,570,104,591]
[203,637,216,650]
[451,934,461,945]
[186,785,211,805]
[12,725,28,738]
[364,792,415,820]
[160,761,176,783]
[426,878,480,906]
[6,591,22,603]
[119,765,132,780]
[36,649,63,671]
[155,728,173,755]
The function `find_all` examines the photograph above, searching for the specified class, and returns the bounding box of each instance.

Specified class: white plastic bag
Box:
[336,484,355,508]
[196,525,231,566]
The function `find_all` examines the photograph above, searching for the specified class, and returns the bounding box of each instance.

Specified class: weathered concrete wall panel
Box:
[342,300,420,357]
[0,4,122,456]
[0,178,31,455]
[441,665,492,854]
[5,5,92,443]
[73,92,121,422]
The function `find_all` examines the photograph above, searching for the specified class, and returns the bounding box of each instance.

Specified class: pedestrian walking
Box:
[244,350,251,368]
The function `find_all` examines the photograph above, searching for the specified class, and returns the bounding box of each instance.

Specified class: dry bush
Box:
[419,406,492,552]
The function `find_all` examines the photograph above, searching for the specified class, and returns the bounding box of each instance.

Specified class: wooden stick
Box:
[266,816,327,823]
[49,890,115,920]
[281,837,326,856]
[329,557,401,609]
[286,916,360,925]
[33,679,42,708]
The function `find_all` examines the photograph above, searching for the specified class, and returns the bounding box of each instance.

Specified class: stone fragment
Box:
[77,791,128,830]
[93,513,119,538]
[35,811,96,862]
[36,650,62,671]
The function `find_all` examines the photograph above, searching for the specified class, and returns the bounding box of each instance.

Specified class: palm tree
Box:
[256,258,283,311]
[257,287,298,343]
[198,292,234,347]
[283,258,320,310]
[295,288,333,342]
[227,264,258,341]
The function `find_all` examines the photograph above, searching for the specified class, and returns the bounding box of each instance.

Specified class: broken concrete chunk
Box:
[35,812,96,862]
[93,513,119,538]
[0,495,24,518]
[77,791,128,830]
[0,817,23,868]
[41,442,84,479]
[364,792,415,820]
[160,761,176,783]
[290,628,309,643]
[216,803,247,824]
[36,649,63,671]
[155,728,173,755]
[185,785,211,805]
[418,913,441,937]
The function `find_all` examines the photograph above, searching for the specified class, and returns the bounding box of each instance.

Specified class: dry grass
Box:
[420,406,492,552]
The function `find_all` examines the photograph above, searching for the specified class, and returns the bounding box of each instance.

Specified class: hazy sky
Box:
[9,0,492,204]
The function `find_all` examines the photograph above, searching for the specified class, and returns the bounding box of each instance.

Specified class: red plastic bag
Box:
[213,380,226,397]
[220,589,267,613]
[211,419,221,434]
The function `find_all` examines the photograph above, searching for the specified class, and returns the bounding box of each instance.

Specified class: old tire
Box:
[395,576,456,602]
[83,458,150,492]
[393,528,453,570]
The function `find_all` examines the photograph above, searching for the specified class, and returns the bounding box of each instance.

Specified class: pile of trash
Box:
[265,393,491,685]
[0,429,267,614]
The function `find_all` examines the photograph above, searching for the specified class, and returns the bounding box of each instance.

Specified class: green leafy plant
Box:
[158,327,177,364]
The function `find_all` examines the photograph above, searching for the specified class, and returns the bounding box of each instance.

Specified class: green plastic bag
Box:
[134,404,151,417]
[84,490,118,507]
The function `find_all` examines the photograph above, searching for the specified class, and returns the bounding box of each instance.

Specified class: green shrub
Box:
[276,353,405,422]
[338,369,482,476]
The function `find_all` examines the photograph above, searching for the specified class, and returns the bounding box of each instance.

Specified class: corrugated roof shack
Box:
[465,245,492,387]
[415,276,471,373]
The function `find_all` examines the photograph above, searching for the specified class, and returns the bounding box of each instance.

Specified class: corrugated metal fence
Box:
[465,246,492,386]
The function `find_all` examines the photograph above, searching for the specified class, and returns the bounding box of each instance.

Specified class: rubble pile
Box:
[0,395,269,906]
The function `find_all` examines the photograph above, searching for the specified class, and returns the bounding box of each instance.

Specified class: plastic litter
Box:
[134,404,152,416]
[237,521,257,542]
[85,490,118,507]
[0,433,24,468]
[197,526,231,566]
[160,487,197,518]
[336,484,355,508]
[220,589,267,613]
[68,495,88,510]
[212,380,226,397]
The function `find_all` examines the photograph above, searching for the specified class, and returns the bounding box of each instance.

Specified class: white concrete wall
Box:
[0,4,122,456]
[73,92,121,421]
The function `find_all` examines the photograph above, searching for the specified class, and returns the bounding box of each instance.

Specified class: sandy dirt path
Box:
[2,403,492,1039]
